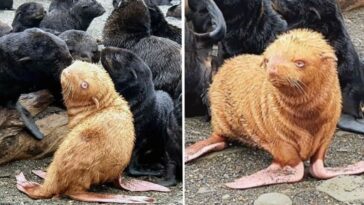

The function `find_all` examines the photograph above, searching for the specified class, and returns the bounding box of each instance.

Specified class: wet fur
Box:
[40,0,105,32]
[209,29,341,166]
[101,47,181,186]
[12,2,46,32]
[0,28,72,105]
[0,0,13,10]
[214,0,286,61]
[22,61,135,198]
[59,30,100,63]
[103,0,181,99]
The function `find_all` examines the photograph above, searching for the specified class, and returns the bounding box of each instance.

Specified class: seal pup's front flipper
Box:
[15,102,44,140]
[225,162,304,189]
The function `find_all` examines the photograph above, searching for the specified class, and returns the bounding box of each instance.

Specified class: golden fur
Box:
[28,61,135,197]
[209,29,341,166]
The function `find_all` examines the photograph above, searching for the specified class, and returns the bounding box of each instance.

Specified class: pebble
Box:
[222,194,230,200]
[254,193,292,205]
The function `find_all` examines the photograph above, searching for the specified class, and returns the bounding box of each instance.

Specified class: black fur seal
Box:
[0,28,73,140]
[103,0,181,99]
[40,0,105,32]
[0,0,13,10]
[12,2,46,32]
[59,30,100,63]
[101,47,181,186]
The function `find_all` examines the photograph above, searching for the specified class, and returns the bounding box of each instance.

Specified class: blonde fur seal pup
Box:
[185,29,364,189]
[15,61,169,203]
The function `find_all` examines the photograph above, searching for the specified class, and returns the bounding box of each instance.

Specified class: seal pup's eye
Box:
[294,60,305,68]
[81,81,89,89]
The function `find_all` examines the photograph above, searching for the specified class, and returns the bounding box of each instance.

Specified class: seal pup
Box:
[185,29,364,189]
[271,0,364,134]
[12,2,46,32]
[16,61,168,203]
[0,28,72,140]
[59,30,100,63]
[40,0,105,32]
[101,47,181,186]
[0,0,13,10]
[103,0,181,99]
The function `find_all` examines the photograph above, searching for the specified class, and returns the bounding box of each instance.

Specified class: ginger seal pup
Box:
[186,29,364,189]
[15,61,169,204]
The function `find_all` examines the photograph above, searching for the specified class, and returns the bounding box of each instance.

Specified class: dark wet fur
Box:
[59,30,100,63]
[103,0,181,99]
[0,0,13,10]
[0,28,72,105]
[145,0,171,6]
[40,0,105,32]
[273,0,364,119]
[12,2,46,32]
[101,47,181,186]
[49,0,75,11]
[185,22,214,117]
[214,0,286,60]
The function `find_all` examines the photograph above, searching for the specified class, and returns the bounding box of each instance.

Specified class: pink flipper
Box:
[32,170,47,179]
[310,159,364,179]
[15,172,42,197]
[225,162,304,189]
[69,192,155,204]
[118,176,170,192]
[185,142,227,163]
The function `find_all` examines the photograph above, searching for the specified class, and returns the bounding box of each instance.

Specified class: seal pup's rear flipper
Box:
[185,134,227,163]
[16,102,44,140]
[337,114,364,134]
[117,175,170,192]
[68,192,155,204]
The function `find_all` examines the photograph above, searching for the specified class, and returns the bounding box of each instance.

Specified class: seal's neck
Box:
[66,95,128,129]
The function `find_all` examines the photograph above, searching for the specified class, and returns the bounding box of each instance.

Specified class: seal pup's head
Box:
[262,29,337,96]
[61,61,118,110]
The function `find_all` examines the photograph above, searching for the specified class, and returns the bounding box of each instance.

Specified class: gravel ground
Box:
[0,0,182,204]
[185,8,364,205]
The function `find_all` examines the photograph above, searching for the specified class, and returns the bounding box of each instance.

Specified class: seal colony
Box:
[15,61,170,203]
[186,29,364,189]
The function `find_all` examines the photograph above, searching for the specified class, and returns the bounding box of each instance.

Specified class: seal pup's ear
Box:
[320,52,338,62]
[309,7,321,20]
[92,97,100,109]
[130,69,138,80]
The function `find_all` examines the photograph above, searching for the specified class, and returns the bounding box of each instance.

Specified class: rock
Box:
[254,193,292,205]
[317,176,364,202]
[222,194,230,200]
[197,186,215,194]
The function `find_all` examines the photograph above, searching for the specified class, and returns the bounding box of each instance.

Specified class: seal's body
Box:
[101,47,181,186]
[186,29,364,189]
[103,0,181,99]
[15,61,161,203]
